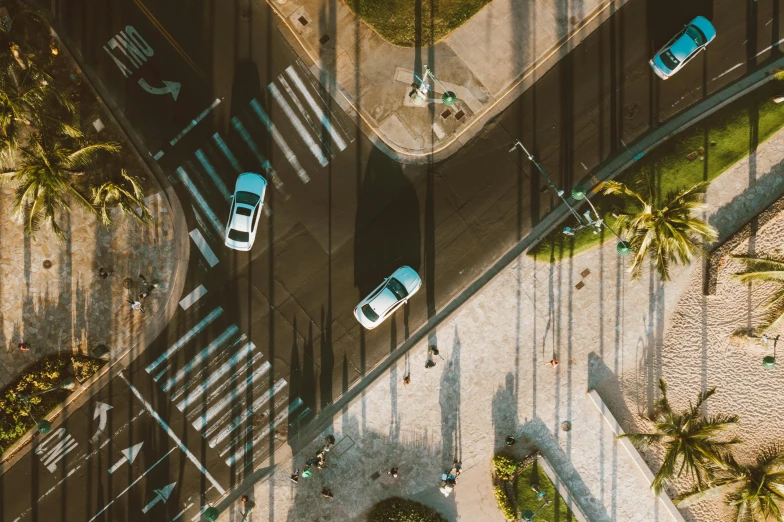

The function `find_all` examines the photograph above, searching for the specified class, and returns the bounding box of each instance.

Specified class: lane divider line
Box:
[170,98,222,147]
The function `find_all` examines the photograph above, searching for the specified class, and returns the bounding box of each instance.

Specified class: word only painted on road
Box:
[35,428,78,473]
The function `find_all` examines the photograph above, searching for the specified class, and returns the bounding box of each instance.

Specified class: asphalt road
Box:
[1,0,782,520]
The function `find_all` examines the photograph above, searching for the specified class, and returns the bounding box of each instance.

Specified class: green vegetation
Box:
[366,497,447,522]
[0,353,105,453]
[0,1,150,241]
[731,254,784,331]
[620,379,740,495]
[529,78,784,263]
[494,485,516,520]
[515,461,575,521]
[343,0,490,47]
[492,454,520,480]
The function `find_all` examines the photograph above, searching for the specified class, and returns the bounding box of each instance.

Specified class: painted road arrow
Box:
[90,402,113,443]
[138,78,181,101]
[108,442,144,474]
[142,482,176,513]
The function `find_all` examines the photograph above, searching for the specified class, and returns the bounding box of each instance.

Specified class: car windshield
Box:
[236,206,252,216]
[228,229,249,242]
[361,304,379,322]
[386,277,408,301]
[236,191,260,206]
[685,25,706,46]
[660,49,680,70]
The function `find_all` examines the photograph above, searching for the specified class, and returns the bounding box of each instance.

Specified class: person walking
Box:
[128,299,144,312]
[18,342,29,351]
[98,267,113,279]
[289,468,300,483]
[387,467,399,478]
[321,487,333,499]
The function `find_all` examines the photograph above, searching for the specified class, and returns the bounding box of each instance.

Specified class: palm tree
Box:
[0,136,120,240]
[92,169,151,226]
[602,180,718,281]
[619,379,740,495]
[675,448,784,522]
[732,254,784,331]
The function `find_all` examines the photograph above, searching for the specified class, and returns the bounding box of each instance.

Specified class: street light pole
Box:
[18,376,76,434]
[571,185,632,255]
[424,65,457,106]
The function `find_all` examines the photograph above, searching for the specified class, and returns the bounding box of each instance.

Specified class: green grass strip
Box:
[529,78,784,263]
[515,461,575,521]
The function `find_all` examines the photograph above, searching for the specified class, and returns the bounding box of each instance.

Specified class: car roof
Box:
[229,206,254,233]
[669,33,698,61]
[369,288,398,315]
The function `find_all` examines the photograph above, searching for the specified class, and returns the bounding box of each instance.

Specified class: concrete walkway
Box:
[267,0,632,163]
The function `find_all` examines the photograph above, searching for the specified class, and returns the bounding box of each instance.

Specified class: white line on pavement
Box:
[176,341,255,411]
[171,502,194,521]
[179,284,208,310]
[118,372,226,494]
[194,149,231,199]
[170,98,222,147]
[278,75,331,156]
[189,229,219,267]
[285,66,347,151]
[230,117,289,199]
[208,378,287,448]
[212,133,242,173]
[249,98,311,181]
[266,85,329,167]
[176,166,225,237]
[160,325,239,392]
[146,307,223,374]
[224,407,290,466]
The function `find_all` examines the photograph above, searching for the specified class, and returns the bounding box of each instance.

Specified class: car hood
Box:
[235,172,267,194]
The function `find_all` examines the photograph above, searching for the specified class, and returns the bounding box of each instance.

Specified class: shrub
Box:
[72,355,103,382]
[367,497,447,522]
[494,486,516,520]
[493,454,520,481]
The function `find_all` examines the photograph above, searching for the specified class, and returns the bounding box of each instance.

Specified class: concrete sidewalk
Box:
[266,0,633,163]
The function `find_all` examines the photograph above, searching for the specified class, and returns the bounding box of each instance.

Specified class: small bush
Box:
[367,497,447,522]
[494,486,516,520]
[493,454,520,481]
[72,355,102,382]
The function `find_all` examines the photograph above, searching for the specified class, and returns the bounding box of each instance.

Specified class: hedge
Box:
[0,353,105,453]
[367,497,448,522]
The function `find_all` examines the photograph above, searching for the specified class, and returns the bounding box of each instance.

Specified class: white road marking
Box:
[171,501,194,521]
[222,396,300,459]
[176,341,255,411]
[146,307,224,374]
[230,117,289,198]
[224,407,290,466]
[142,482,177,513]
[153,150,165,160]
[89,402,113,443]
[118,373,226,494]
[755,36,784,58]
[170,335,248,401]
[108,442,144,473]
[194,148,231,199]
[160,325,239,392]
[170,98,221,147]
[189,229,219,267]
[249,98,311,181]
[88,447,177,522]
[267,85,329,167]
[176,166,225,237]
[189,359,269,431]
[711,62,743,82]
[179,284,208,310]
[208,378,287,448]
[212,133,243,173]
[285,66,347,151]
[278,75,331,156]
[35,428,79,473]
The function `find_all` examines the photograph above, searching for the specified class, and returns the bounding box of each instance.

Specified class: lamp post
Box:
[424,65,457,106]
[762,335,779,369]
[521,499,552,521]
[18,376,76,434]
[204,506,219,521]
[570,185,632,255]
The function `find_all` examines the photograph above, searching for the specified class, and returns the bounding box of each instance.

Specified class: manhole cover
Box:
[623,103,639,120]
[123,277,134,289]
[42,260,52,269]
[561,421,571,432]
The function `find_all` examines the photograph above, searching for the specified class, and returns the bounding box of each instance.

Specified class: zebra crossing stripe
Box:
[176,166,226,237]
[170,98,221,147]
[160,325,239,393]
[190,359,270,431]
[195,149,231,199]
[266,85,328,168]
[175,342,256,412]
[230,117,289,199]
[278,75,333,157]
[207,378,287,447]
[223,406,291,466]
[171,334,248,401]
[146,307,224,374]
[179,284,208,310]
[249,98,311,182]
[189,229,219,267]
[220,395,297,458]
[285,66,347,151]
[212,133,242,173]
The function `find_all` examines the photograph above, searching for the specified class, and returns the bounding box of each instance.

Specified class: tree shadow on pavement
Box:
[492,373,519,450]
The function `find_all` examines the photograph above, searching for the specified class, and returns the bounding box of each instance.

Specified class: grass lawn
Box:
[343,0,490,47]
[528,77,784,262]
[516,461,576,521]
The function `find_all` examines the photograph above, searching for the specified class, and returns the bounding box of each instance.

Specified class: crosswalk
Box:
[145,306,310,471]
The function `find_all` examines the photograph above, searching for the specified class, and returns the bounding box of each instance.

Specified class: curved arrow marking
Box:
[90,402,113,443]
[137,78,181,101]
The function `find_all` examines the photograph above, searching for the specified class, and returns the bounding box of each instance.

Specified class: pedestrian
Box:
[138,291,149,300]
[289,468,300,483]
[301,468,312,478]
[321,487,333,499]
[387,467,399,478]
[98,267,112,279]
[241,495,255,513]
[18,342,29,351]
[128,299,144,312]
[549,358,559,368]
[139,273,148,284]
[425,359,436,369]
[403,374,411,385]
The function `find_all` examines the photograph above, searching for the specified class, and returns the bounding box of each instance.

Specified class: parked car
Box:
[354,266,422,329]
[650,16,716,80]
[224,172,267,251]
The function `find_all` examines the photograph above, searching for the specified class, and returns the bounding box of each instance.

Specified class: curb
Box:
[586,390,685,522]
[0,4,191,469]
[537,454,590,522]
[267,0,633,164]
